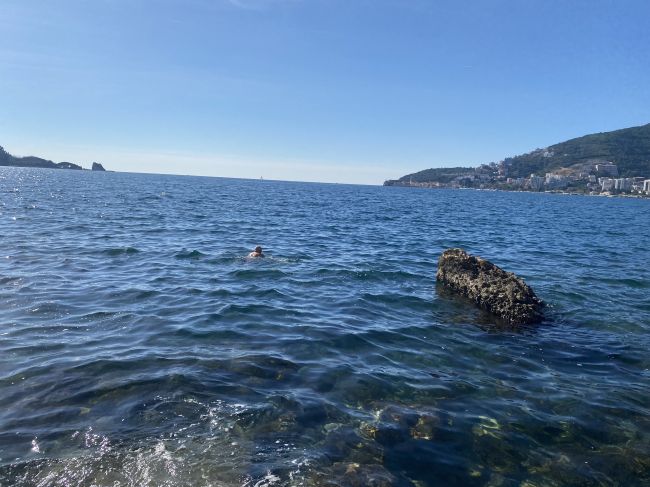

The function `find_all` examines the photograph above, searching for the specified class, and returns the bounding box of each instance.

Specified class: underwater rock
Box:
[410,414,438,440]
[436,248,544,325]
[321,426,384,465]
[312,462,397,487]
[360,422,407,446]
[360,405,440,445]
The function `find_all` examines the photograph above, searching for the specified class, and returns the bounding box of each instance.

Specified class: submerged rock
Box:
[436,248,544,325]
[311,462,397,487]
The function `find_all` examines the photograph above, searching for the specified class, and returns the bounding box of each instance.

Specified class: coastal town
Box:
[390,159,650,197]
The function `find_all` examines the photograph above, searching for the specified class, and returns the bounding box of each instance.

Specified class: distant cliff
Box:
[386,123,650,186]
[0,145,106,171]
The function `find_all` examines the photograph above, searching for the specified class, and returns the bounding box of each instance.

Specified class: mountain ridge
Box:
[386,123,650,185]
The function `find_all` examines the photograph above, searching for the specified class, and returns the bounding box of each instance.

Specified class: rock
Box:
[436,248,544,325]
[91,162,106,171]
[311,463,397,487]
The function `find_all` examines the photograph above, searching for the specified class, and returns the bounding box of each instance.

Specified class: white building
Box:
[601,178,615,191]
[545,173,568,189]
[506,177,525,186]
[613,178,633,192]
[529,174,544,191]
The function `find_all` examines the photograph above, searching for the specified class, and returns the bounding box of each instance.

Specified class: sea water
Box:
[0,167,648,486]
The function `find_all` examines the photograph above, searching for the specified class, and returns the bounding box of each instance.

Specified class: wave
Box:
[227,269,289,279]
[102,247,140,256]
[314,268,422,282]
[174,249,206,259]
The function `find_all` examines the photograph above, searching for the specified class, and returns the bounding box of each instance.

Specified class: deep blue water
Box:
[0,167,648,486]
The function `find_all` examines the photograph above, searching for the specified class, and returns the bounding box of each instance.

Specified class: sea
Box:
[0,167,648,487]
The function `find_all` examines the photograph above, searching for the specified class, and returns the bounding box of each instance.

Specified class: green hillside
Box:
[392,167,475,184]
[504,123,650,178]
[386,123,650,185]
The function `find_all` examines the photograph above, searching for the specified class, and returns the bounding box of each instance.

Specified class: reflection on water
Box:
[0,168,649,486]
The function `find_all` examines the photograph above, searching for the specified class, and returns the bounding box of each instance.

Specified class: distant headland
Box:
[0,145,107,172]
[385,123,650,197]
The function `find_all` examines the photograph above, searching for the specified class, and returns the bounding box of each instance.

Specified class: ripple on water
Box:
[102,246,141,256]
[1,171,649,486]
[174,249,206,259]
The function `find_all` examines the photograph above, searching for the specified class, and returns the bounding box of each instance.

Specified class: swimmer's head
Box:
[254,246,263,253]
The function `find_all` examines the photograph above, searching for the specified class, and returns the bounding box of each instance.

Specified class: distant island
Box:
[385,123,650,196]
[0,145,106,171]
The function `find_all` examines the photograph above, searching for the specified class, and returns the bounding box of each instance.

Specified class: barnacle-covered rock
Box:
[436,249,544,325]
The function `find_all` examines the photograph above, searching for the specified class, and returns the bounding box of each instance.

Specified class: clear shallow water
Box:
[0,167,648,487]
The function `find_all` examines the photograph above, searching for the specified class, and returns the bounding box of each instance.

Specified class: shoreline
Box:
[385,185,650,200]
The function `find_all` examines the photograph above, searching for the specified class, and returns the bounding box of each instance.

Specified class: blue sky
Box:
[1,0,649,184]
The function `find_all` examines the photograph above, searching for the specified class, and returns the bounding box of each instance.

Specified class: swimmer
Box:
[249,245,264,258]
